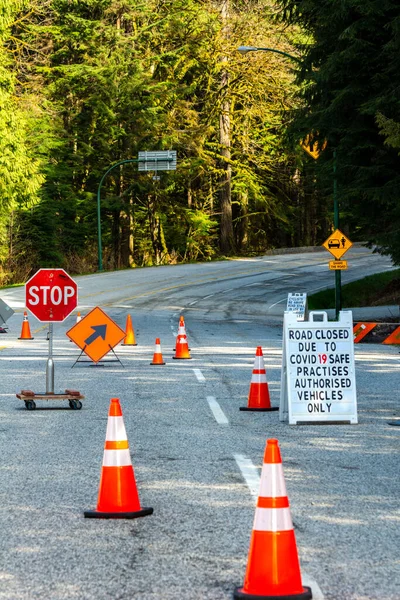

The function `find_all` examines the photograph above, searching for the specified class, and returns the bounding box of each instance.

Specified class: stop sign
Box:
[25,268,78,322]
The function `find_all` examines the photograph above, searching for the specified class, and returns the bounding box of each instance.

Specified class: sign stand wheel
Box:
[69,399,83,410]
[25,400,36,411]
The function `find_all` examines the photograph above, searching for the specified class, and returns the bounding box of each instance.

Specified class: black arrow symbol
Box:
[84,324,107,345]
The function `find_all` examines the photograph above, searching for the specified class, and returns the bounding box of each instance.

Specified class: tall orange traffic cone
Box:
[18,311,34,340]
[122,314,137,346]
[175,315,189,351]
[84,398,153,519]
[150,338,166,365]
[173,334,191,359]
[70,312,82,340]
[234,439,312,600]
[240,346,278,411]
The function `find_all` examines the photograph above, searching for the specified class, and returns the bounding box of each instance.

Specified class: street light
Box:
[239,44,342,320]
[97,151,177,272]
[97,159,139,272]
[237,45,301,64]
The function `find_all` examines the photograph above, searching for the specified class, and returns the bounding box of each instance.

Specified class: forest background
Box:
[1,0,399,283]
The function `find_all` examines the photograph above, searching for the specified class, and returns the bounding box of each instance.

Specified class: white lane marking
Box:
[222,288,233,293]
[189,300,198,305]
[233,454,325,599]
[203,294,215,299]
[268,298,287,309]
[207,397,229,425]
[111,304,134,308]
[234,454,260,501]
[302,576,324,600]
[193,368,205,382]
[244,283,261,287]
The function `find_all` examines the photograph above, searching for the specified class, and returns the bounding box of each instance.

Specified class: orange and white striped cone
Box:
[122,314,137,346]
[173,334,191,359]
[234,439,312,600]
[150,338,166,365]
[175,315,189,352]
[18,311,34,340]
[70,312,82,340]
[84,398,153,519]
[240,346,278,411]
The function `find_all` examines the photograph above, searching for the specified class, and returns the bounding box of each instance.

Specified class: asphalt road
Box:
[0,246,398,600]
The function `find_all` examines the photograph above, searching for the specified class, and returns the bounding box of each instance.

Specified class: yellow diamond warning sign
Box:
[323,229,352,260]
[66,306,125,363]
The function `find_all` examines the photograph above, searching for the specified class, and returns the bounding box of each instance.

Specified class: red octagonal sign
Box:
[25,269,78,322]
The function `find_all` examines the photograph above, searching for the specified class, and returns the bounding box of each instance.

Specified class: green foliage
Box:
[275,0,400,265]
[0,0,321,280]
[308,269,400,310]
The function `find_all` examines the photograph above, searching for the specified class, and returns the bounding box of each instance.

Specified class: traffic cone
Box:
[175,315,189,351]
[70,312,82,340]
[121,314,137,346]
[18,311,34,340]
[84,398,153,519]
[173,334,191,359]
[234,439,312,600]
[150,338,166,365]
[240,346,278,411]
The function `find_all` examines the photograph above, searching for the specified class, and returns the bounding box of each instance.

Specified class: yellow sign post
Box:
[323,229,352,260]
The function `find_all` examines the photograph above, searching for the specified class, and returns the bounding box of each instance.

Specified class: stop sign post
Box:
[25,269,78,394]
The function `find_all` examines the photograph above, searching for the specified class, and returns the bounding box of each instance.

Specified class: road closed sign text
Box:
[280,311,357,424]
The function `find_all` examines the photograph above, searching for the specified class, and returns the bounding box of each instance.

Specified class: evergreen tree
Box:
[275,0,400,263]
[0,0,44,281]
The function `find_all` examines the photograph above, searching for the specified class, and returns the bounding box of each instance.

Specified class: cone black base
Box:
[240,406,279,412]
[150,362,166,365]
[84,506,153,519]
[122,343,137,346]
[18,337,34,340]
[172,357,192,360]
[233,585,312,600]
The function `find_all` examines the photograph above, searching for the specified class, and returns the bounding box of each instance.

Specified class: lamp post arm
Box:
[97,159,139,272]
[254,47,301,63]
[238,45,301,64]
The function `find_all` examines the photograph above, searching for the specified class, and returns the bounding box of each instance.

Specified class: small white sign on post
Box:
[286,292,308,321]
[279,311,357,424]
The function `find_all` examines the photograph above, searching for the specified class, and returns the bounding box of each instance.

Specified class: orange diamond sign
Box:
[66,307,125,363]
[323,229,352,260]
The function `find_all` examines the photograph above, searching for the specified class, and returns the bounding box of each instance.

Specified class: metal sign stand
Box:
[16,322,85,410]
[46,322,55,394]
[0,298,15,333]
[71,344,124,368]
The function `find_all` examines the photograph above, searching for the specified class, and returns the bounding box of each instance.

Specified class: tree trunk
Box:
[218,0,235,255]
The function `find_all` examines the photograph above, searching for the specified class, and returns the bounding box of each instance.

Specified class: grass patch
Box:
[309,269,400,310]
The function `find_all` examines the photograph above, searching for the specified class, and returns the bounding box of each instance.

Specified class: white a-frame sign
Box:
[279,311,357,424]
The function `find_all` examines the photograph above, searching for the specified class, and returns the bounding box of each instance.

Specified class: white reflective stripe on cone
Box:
[102,449,132,467]
[253,507,293,532]
[259,463,288,498]
[251,374,268,384]
[105,416,128,442]
[253,356,265,369]
[155,344,161,352]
